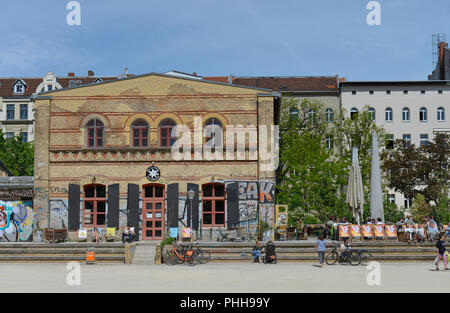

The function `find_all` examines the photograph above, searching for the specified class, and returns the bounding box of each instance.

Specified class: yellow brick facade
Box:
[33,74,278,241]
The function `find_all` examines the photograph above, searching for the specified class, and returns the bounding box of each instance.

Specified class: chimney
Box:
[68,72,75,77]
[88,70,95,77]
[439,42,448,80]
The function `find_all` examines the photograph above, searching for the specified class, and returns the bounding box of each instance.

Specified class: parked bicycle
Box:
[325,242,361,266]
[192,241,211,264]
[165,241,197,266]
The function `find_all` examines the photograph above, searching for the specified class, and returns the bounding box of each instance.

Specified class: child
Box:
[316,235,327,267]
[435,233,448,271]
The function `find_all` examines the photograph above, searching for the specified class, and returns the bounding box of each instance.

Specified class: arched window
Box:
[419,107,427,121]
[131,120,149,147]
[204,118,223,148]
[86,119,104,148]
[385,108,393,122]
[368,107,376,121]
[402,107,410,121]
[159,119,176,147]
[325,108,334,123]
[83,184,106,227]
[437,107,445,121]
[202,183,225,227]
[350,108,358,120]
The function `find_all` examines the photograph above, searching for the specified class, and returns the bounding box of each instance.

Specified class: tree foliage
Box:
[0,130,34,176]
[276,98,384,223]
[382,134,450,203]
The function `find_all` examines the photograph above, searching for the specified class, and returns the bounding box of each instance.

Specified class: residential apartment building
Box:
[340,80,450,210]
[0,71,119,142]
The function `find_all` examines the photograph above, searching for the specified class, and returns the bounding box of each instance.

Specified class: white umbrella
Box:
[346,147,364,225]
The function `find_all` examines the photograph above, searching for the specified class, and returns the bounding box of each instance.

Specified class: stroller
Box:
[263,241,277,264]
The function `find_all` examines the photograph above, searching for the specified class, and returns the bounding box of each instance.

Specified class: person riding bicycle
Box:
[340,238,350,260]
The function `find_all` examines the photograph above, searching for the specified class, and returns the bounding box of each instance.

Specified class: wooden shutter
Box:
[187,183,200,231]
[226,182,239,230]
[107,184,120,229]
[68,184,81,230]
[167,183,179,228]
[127,184,140,241]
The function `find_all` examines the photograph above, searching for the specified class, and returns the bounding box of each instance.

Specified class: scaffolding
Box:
[432,33,446,70]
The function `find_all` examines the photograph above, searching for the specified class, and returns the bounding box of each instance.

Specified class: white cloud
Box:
[0,34,91,76]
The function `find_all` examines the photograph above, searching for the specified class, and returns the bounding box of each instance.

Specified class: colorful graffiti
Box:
[0,201,33,242]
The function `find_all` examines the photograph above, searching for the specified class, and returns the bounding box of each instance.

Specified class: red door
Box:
[142,184,165,240]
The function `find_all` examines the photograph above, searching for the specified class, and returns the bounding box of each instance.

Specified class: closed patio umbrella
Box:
[346,147,364,225]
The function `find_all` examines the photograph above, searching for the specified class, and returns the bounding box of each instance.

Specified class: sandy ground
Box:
[0,262,449,293]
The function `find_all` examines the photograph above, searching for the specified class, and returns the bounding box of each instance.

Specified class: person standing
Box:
[316,235,327,268]
[435,233,448,271]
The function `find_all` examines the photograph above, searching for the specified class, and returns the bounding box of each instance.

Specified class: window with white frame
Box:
[402,107,410,121]
[14,83,25,94]
[368,107,376,121]
[420,134,428,146]
[385,108,393,122]
[419,107,427,122]
[325,108,334,123]
[388,194,395,204]
[402,134,411,146]
[325,135,334,150]
[437,107,445,121]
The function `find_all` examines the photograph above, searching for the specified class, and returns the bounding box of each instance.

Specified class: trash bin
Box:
[86,248,96,265]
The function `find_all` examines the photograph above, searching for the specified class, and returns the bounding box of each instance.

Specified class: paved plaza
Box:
[1,262,449,293]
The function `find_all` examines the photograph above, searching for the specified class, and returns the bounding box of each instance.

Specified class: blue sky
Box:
[0,0,449,80]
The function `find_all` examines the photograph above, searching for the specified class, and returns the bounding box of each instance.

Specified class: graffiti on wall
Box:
[0,201,33,242]
[238,181,275,203]
[239,200,258,224]
[50,200,68,229]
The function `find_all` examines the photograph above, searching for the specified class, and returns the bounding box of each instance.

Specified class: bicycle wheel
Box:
[164,249,177,266]
[360,251,373,266]
[325,251,338,265]
[350,251,361,266]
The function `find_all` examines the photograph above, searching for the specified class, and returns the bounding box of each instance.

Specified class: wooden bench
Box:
[44,228,67,243]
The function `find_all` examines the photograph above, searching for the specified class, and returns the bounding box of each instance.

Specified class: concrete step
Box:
[132,243,157,265]
[0,255,125,263]
[0,243,126,263]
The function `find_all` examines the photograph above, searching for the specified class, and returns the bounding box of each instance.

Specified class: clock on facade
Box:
[146,166,161,181]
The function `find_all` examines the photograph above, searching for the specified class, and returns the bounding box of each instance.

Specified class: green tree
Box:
[276,97,349,222]
[382,133,450,204]
[0,130,34,176]
[410,194,432,224]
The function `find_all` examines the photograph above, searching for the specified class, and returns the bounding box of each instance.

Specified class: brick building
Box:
[33,73,280,241]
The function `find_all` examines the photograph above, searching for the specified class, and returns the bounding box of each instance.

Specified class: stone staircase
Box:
[0,243,126,263]
[193,241,442,263]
